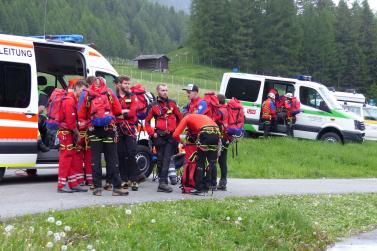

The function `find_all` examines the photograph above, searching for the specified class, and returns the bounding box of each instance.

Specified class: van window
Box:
[300,86,328,111]
[0,62,31,108]
[363,107,377,121]
[225,77,261,102]
[96,71,116,93]
[343,105,362,116]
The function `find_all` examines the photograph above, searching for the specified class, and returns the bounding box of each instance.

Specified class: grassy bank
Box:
[2,194,377,250]
[227,137,377,178]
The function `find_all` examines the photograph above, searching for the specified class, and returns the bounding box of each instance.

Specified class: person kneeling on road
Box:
[173,114,221,195]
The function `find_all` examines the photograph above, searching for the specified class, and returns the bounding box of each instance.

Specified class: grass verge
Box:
[1,194,377,250]
[227,137,377,178]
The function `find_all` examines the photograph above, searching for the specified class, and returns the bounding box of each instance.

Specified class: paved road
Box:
[1,169,377,250]
[1,169,377,219]
[327,229,377,251]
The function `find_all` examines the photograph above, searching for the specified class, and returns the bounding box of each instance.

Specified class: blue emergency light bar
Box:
[30,34,84,43]
[296,75,312,81]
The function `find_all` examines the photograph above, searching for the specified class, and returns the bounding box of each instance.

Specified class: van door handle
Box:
[24,112,37,116]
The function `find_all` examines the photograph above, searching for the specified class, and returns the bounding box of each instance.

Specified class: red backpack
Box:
[226,98,245,137]
[131,83,154,120]
[291,97,301,115]
[181,144,198,194]
[203,92,222,123]
[46,88,67,130]
[87,88,114,127]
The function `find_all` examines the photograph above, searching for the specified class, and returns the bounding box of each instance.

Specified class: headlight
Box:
[354,120,365,131]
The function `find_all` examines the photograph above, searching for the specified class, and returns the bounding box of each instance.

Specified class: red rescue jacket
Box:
[117,91,138,125]
[59,92,78,131]
[261,97,277,120]
[145,97,183,136]
[173,114,217,143]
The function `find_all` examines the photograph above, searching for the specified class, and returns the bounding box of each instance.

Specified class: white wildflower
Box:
[150,219,156,224]
[46,242,54,248]
[47,217,55,223]
[60,232,66,238]
[87,244,93,250]
[4,225,14,233]
[56,220,62,226]
[125,209,132,215]
[61,245,68,251]
[234,220,240,225]
[226,216,230,221]
[64,226,71,232]
[47,230,53,236]
[29,226,35,233]
[54,232,61,242]
[237,217,242,221]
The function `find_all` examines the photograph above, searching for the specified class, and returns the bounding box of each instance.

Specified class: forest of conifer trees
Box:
[190,0,377,94]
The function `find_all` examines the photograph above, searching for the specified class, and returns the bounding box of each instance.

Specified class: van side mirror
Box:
[319,101,330,113]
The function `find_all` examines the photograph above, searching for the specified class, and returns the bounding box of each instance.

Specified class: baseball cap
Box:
[182,84,199,92]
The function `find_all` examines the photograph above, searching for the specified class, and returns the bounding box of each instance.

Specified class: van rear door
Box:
[222,74,264,132]
[0,38,38,167]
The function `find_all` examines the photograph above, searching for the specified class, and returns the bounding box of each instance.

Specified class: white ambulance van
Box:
[334,91,377,140]
[219,73,365,143]
[0,34,152,181]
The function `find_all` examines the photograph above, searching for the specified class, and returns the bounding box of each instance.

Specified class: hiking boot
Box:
[71,186,88,192]
[137,173,147,183]
[217,179,227,191]
[121,181,129,189]
[131,182,139,191]
[103,182,112,191]
[157,183,173,193]
[89,184,95,190]
[93,188,102,196]
[57,184,74,193]
[112,188,129,196]
[189,189,205,196]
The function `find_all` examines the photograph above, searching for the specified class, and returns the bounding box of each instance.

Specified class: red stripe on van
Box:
[0,112,38,122]
[0,126,38,139]
[0,40,33,49]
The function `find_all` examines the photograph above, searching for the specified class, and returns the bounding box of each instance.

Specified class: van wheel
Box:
[0,167,5,182]
[136,145,153,177]
[320,132,341,143]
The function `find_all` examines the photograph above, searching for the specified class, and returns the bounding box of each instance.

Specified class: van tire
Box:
[320,132,341,143]
[136,145,153,177]
[0,167,5,182]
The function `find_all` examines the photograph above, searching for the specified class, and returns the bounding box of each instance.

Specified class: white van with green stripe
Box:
[219,73,365,143]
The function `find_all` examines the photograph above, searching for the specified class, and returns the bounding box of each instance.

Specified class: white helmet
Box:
[285,93,293,99]
[267,93,275,99]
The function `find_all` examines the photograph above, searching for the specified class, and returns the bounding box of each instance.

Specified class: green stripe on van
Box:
[302,109,353,119]
[244,124,256,132]
[240,101,261,107]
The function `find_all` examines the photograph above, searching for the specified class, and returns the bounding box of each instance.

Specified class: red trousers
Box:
[72,131,93,184]
[58,131,79,189]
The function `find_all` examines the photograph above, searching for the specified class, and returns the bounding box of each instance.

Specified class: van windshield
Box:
[319,87,342,110]
[363,107,377,121]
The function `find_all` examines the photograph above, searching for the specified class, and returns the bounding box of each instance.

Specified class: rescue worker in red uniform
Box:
[284,93,301,137]
[75,78,93,187]
[216,94,229,190]
[145,84,183,193]
[261,92,277,137]
[173,114,221,195]
[182,84,207,115]
[116,76,140,191]
[78,77,128,196]
[57,80,88,193]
